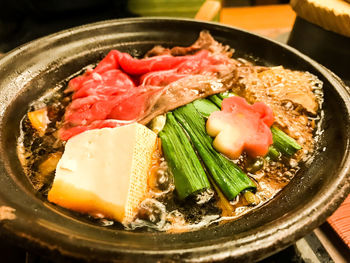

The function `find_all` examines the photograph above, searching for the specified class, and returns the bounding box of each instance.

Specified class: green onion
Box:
[192,98,219,118]
[246,157,264,173]
[271,126,302,157]
[173,103,256,200]
[208,94,224,108]
[243,191,260,206]
[218,91,236,100]
[209,91,236,108]
[267,146,282,161]
[159,113,211,200]
[149,114,166,134]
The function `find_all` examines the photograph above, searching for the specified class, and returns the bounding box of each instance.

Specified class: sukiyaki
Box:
[17,31,323,232]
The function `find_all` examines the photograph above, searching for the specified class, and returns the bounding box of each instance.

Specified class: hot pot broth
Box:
[17,31,323,232]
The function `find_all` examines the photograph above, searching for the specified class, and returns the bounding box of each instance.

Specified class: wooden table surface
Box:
[220,4,296,39]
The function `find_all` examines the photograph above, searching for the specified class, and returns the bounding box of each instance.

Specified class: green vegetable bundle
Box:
[173,103,256,200]
[159,93,301,201]
[159,113,211,200]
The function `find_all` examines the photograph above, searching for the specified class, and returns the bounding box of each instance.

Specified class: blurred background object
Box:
[220,4,295,41]
[0,0,129,52]
[195,0,222,21]
[0,0,291,53]
[290,0,350,37]
[128,0,221,21]
[128,0,209,18]
[288,0,350,80]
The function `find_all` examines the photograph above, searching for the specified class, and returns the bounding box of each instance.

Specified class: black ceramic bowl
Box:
[0,18,349,262]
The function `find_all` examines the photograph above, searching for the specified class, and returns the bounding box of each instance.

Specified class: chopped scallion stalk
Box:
[159,113,211,200]
[267,146,282,161]
[149,114,166,134]
[173,103,256,200]
[271,127,302,157]
[193,98,219,119]
[208,94,223,108]
[218,91,236,100]
[246,157,264,173]
[243,191,260,206]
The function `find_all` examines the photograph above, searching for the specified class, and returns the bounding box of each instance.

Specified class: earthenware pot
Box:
[0,18,349,262]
